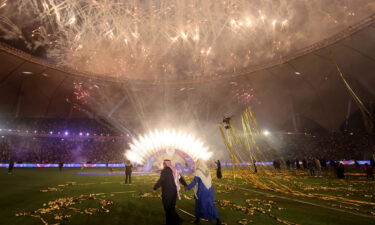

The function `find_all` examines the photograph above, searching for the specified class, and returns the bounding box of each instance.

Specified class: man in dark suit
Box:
[216,160,223,178]
[8,160,14,174]
[125,161,133,184]
[154,159,187,225]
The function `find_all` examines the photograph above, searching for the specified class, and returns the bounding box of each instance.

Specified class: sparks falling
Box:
[0,0,373,81]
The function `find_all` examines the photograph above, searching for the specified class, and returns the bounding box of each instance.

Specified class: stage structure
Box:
[125,129,212,174]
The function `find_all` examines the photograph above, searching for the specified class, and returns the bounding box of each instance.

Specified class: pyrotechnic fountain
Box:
[125,129,212,173]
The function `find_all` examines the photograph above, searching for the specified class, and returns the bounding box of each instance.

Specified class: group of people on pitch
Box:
[152,159,223,225]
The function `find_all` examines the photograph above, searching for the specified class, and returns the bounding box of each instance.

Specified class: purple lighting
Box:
[0,127,124,140]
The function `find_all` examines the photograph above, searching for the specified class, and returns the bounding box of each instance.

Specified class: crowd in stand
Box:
[0,118,121,137]
[0,118,130,163]
[1,119,374,170]
[1,132,373,165]
[0,136,127,163]
[280,132,373,161]
[275,133,375,179]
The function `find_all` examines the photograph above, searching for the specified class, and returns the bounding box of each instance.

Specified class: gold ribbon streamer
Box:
[332,57,374,134]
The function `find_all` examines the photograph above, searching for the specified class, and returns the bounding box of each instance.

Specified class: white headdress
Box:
[194,159,212,198]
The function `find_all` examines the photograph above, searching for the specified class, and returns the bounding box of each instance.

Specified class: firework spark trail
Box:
[0,0,373,81]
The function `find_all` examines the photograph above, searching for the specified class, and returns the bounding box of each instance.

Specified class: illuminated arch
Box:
[142,149,196,174]
[125,129,212,164]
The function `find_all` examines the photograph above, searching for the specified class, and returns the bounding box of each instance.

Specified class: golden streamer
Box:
[332,57,374,134]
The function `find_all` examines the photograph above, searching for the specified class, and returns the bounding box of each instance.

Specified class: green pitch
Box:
[0,168,374,225]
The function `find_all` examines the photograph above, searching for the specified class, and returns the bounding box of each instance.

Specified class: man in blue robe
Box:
[186,159,222,225]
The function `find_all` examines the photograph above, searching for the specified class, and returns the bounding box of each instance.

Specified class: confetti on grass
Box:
[216,199,299,225]
[16,194,113,225]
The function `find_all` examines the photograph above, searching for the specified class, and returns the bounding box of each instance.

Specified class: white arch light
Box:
[125,129,212,164]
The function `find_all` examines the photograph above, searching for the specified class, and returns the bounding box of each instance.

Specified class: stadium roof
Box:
[0,15,374,132]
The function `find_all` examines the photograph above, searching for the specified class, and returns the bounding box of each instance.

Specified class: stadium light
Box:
[262,130,270,136]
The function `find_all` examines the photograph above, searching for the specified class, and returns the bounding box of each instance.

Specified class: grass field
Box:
[1,167,374,225]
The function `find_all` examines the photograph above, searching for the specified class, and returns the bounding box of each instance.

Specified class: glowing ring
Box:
[125,129,212,164]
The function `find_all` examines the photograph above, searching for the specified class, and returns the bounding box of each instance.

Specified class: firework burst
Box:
[0,0,373,81]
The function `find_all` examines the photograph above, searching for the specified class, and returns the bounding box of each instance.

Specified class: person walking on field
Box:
[337,162,345,179]
[364,163,374,180]
[314,157,322,177]
[153,160,187,225]
[295,159,301,170]
[8,160,14,175]
[308,157,315,176]
[252,157,258,173]
[186,159,222,225]
[371,153,375,169]
[58,162,64,172]
[216,160,222,179]
[125,161,133,184]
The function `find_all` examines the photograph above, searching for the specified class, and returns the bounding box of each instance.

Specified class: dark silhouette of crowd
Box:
[0,118,118,136]
[1,119,374,174]
[280,133,373,161]
[275,133,375,179]
[0,136,127,163]
[0,118,130,163]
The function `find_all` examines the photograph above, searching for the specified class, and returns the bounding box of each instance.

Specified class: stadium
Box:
[0,1,374,225]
